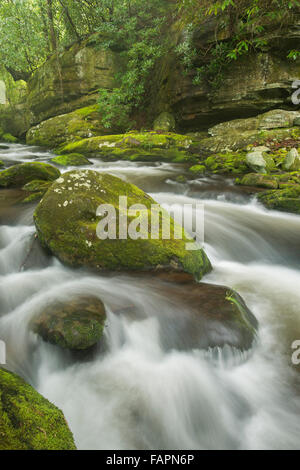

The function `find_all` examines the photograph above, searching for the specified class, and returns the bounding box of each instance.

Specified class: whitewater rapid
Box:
[1,143,300,449]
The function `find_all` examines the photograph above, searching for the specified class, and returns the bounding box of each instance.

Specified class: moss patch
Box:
[56,131,197,163]
[51,153,92,167]
[0,368,76,450]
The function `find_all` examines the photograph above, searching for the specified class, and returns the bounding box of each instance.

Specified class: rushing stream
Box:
[1,143,300,449]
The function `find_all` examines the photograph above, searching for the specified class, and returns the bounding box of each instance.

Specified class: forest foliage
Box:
[0,0,299,128]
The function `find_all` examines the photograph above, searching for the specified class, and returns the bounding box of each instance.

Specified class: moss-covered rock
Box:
[57,131,196,164]
[188,164,206,175]
[1,133,18,143]
[282,148,300,171]
[34,170,212,280]
[153,112,176,132]
[51,153,92,167]
[196,127,300,155]
[26,105,108,148]
[258,185,300,215]
[246,150,275,173]
[203,152,248,174]
[0,160,3,168]
[31,296,106,350]
[0,162,60,188]
[0,65,31,137]
[0,368,76,450]
[237,173,279,189]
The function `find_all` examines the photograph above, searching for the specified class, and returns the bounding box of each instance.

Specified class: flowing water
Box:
[1,143,300,449]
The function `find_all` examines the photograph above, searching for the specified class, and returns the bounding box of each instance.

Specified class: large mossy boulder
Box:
[0,162,60,189]
[0,368,76,450]
[31,296,106,350]
[34,170,211,280]
[26,105,108,148]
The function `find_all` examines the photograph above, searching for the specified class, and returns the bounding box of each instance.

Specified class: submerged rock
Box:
[34,170,211,280]
[0,162,60,188]
[51,153,92,167]
[122,273,258,352]
[0,368,76,450]
[31,296,106,350]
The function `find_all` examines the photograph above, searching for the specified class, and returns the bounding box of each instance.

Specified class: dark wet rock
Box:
[31,296,107,351]
[117,273,258,352]
[20,234,52,271]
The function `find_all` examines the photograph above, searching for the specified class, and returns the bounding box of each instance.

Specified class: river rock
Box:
[258,185,300,215]
[153,112,176,132]
[57,131,195,163]
[26,105,107,148]
[34,170,211,280]
[237,173,278,190]
[0,368,76,450]
[31,296,106,350]
[51,153,92,167]
[123,273,258,352]
[246,151,275,173]
[283,148,300,171]
[0,162,60,188]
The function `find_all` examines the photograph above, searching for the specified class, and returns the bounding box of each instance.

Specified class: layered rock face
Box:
[27,35,125,125]
[149,17,300,131]
[0,66,30,137]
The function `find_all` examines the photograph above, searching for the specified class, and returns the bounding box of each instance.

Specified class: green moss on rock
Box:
[1,133,18,143]
[0,368,76,450]
[203,152,248,174]
[57,131,196,163]
[26,105,107,148]
[34,170,212,280]
[237,173,279,189]
[51,153,92,167]
[258,185,300,214]
[188,165,206,175]
[0,162,60,188]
